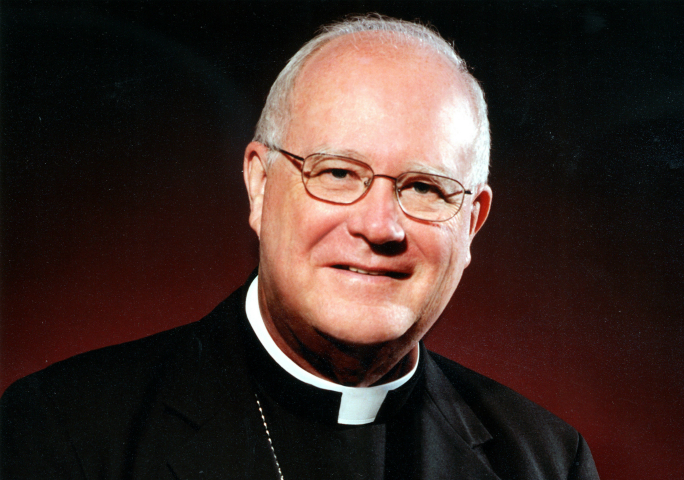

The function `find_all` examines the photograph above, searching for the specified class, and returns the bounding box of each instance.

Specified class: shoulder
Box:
[1,289,247,478]
[426,350,599,479]
[428,351,572,432]
[1,288,245,438]
[4,291,238,404]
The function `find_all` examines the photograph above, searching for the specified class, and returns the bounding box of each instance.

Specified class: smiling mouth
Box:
[333,265,410,279]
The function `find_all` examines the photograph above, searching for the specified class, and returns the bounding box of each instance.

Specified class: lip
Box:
[330,264,411,280]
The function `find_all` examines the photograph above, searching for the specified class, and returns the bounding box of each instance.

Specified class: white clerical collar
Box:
[245,275,419,425]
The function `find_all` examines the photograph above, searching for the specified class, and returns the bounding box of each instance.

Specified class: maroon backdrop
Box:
[2,2,682,479]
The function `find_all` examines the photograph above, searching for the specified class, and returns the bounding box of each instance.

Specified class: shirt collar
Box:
[245,275,420,425]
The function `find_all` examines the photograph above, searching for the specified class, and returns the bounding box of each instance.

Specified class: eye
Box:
[411,182,435,195]
[330,168,350,179]
[303,155,373,194]
[312,167,363,189]
[317,168,358,182]
[403,180,445,198]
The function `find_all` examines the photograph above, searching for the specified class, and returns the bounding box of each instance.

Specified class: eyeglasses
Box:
[269,146,471,222]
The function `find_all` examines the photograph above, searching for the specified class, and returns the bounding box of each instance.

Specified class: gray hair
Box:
[253,14,490,186]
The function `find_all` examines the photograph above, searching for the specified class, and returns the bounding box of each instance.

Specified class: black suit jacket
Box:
[1,282,598,479]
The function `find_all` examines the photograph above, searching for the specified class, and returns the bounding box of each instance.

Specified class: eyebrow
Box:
[312,145,365,159]
[402,162,456,177]
[312,145,459,178]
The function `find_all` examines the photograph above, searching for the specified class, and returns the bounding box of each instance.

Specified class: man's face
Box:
[246,36,490,359]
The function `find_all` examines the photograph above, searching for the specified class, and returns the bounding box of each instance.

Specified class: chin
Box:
[310,303,418,346]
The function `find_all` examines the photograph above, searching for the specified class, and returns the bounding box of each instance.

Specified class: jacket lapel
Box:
[417,352,501,480]
[139,284,280,479]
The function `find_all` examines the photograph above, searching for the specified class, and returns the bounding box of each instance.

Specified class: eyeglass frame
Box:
[266,145,472,222]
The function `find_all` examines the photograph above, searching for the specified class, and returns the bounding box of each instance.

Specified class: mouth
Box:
[332,265,410,280]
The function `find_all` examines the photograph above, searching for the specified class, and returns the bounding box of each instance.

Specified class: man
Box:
[1,16,599,479]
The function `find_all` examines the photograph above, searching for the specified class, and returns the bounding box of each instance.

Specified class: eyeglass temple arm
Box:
[443,189,472,199]
[266,146,306,171]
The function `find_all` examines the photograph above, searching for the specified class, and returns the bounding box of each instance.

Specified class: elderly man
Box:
[1,16,599,480]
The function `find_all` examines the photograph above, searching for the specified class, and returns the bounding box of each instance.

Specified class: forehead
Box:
[286,33,477,175]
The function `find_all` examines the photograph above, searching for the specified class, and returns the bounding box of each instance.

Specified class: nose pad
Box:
[348,176,406,246]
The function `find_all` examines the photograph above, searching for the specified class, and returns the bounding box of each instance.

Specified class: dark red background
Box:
[2,2,682,479]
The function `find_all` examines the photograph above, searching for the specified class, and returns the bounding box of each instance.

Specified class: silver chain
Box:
[255,393,285,480]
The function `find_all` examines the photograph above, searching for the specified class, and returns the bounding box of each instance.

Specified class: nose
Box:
[347,176,406,246]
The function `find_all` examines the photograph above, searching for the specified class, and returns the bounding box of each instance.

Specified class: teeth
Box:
[348,266,383,276]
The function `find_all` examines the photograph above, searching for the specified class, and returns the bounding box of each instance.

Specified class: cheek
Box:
[420,222,465,267]
[261,180,345,265]
[259,179,299,266]
[415,220,471,297]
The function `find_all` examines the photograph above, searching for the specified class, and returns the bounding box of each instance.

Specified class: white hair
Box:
[253,14,490,186]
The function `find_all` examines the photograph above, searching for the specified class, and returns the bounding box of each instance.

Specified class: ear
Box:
[463,184,492,266]
[243,141,270,238]
[469,184,492,239]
